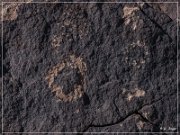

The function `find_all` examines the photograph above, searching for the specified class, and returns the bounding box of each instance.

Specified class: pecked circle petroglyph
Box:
[123,40,149,69]
[45,55,87,102]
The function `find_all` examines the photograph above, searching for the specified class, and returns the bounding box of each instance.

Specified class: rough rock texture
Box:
[1,0,179,134]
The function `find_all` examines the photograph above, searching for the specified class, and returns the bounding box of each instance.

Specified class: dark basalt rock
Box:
[1,0,178,133]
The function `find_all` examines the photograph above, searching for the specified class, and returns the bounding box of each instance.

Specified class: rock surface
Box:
[1,0,179,133]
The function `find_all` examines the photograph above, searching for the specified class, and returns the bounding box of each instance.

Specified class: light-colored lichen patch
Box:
[142,112,149,119]
[45,55,87,102]
[2,3,19,21]
[1,0,32,21]
[127,88,145,101]
[136,120,145,130]
[123,5,142,31]
[123,6,139,18]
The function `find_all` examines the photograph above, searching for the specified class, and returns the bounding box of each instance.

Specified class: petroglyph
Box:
[126,88,145,101]
[45,55,87,102]
[123,40,149,69]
